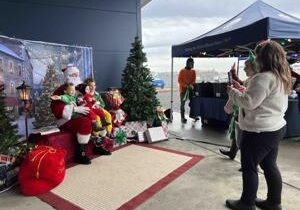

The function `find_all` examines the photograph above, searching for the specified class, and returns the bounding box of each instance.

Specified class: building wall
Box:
[0,0,141,90]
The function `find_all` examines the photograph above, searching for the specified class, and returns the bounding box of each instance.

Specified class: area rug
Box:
[37,143,203,210]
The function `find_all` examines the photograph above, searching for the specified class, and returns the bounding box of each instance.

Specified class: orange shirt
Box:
[178,68,196,93]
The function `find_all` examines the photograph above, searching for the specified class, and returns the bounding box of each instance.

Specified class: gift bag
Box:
[105,89,124,110]
[110,109,127,127]
[18,145,66,196]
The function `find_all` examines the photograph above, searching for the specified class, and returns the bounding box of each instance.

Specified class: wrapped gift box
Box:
[161,121,169,137]
[0,162,19,193]
[125,121,147,138]
[145,127,168,143]
[137,131,145,142]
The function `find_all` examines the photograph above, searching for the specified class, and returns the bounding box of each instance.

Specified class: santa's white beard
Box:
[67,76,83,86]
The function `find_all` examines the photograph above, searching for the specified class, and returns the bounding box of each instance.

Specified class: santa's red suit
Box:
[50,64,93,164]
[51,84,92,144]
[51,64,112,164]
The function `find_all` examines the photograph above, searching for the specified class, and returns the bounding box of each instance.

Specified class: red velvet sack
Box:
[18,145,66,196]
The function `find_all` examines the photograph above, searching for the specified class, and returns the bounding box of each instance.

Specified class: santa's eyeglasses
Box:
[68,73,79,77]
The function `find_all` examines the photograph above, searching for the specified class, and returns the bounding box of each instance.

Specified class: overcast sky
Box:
[141,0,300,73]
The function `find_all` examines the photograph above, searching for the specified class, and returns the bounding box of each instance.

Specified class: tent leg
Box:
[237,57,240,76]
[170,56,174,122]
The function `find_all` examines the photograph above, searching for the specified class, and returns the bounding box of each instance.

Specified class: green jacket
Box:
[60,94,77,105]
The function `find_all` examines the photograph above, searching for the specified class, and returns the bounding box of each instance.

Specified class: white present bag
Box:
[145,127,168,143]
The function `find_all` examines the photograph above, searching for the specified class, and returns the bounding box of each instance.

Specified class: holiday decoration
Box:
[0,83,35,192]
[101,137,114,152]
[110,109,127,127]
[33,64,61,128]
[18,145,66,196]
[145,127,168,144]
[0,83,19,156]
[181,85,193,102]
[115,128,127,145]
[137,131,145,142]
[0,162,19,193]
[161,121,169,138]
[152,106,168,127]
[124,121,147,138]
[105,89,125,110]
[121,36,160,122]
[105,89,127,140]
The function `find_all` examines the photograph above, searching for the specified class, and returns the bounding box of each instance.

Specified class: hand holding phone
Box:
[228,71,233,85]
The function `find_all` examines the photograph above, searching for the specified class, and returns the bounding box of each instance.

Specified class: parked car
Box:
[152,79,165,89]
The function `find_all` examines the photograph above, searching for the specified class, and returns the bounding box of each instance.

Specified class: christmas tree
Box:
[33,64,60,128]
[0,83,19,154]
[121,36,160,122]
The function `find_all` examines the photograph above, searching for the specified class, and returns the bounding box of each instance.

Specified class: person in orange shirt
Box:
[178,57,196,123]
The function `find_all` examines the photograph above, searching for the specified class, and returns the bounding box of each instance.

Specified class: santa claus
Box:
[50,64,110,165]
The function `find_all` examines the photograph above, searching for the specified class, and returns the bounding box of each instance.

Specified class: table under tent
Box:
[171,0,300,137]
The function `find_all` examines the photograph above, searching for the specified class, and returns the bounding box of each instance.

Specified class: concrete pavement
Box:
[1,112,299,210]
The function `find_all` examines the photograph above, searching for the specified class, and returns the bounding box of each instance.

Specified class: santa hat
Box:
[61,63,79,75]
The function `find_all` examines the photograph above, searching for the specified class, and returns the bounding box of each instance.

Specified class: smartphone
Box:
[228,71,233,85]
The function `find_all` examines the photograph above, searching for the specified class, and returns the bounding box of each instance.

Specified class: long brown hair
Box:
[255,40,292,94]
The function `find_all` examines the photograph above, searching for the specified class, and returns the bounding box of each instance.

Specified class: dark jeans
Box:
[240,126,286,205]
[180,93,186,118]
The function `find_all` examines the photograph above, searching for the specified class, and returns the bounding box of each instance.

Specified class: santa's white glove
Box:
[74,106,90,115]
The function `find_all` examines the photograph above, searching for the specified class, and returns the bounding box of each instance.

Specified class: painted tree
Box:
[33,64,60,128]
[121,37,160,122]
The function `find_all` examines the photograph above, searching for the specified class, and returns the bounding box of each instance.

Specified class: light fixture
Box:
[16,81,31,140]
[16,81,31,101]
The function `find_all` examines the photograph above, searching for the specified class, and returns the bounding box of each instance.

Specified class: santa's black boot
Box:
[75,144,91,164]
[94,146,111,155]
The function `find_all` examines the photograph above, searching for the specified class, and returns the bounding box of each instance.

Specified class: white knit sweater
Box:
[229,72,288,132]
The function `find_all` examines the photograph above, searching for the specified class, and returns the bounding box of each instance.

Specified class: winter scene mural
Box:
[0,35,93,138]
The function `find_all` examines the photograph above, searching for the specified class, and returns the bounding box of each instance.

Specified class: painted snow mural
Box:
[0,35,93,138]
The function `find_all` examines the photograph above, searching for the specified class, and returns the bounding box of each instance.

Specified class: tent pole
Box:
[237,57,240,76]
[170,56,174,122]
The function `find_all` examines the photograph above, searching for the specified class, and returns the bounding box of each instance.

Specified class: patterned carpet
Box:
[38,143,203,210]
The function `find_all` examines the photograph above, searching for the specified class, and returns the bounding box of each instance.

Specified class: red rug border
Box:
[37,143,204,210]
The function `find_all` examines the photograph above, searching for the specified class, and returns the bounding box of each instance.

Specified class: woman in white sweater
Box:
[225,41,292,210]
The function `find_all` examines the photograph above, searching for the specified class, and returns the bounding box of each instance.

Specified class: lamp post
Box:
[16,81,31,140]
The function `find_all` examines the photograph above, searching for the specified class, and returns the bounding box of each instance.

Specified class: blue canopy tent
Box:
[169,0,300,120]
